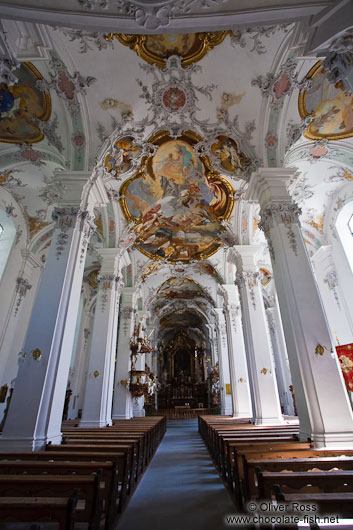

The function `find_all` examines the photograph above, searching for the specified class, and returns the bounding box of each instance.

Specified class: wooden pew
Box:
[227,441,311,491]
[0,450,129,515]
[257,469,353,498]
[219,434,299,480]
[273,485,353,517]
[234,447,353,508]
[0,459,119,529]
[0,473,102,530]
[0,417,166,529]
[0,495,79,530]
[243,455,353,502]
[63,433,146,477]
[48,443,136,495]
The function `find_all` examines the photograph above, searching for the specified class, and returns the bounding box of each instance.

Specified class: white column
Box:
[248,167,353,447]
[80,249,122,427]
[223,285,252,418]
[236,246,283,425]
[0,206,95,450]
[266,301,295,416]
[112,288,136,420]
[312,245,353,346]
[215,308,232,415]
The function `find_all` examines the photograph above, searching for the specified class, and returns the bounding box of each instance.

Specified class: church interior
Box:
[0,0,353,528]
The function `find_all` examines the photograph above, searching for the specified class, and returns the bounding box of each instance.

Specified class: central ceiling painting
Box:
[119,131,234,262]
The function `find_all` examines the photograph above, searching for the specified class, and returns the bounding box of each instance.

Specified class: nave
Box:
[116,420,235,530]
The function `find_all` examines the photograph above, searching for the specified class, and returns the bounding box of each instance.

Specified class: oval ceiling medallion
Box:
[119,131,234,262]
[299,61,353,141]
[0,62,51,144]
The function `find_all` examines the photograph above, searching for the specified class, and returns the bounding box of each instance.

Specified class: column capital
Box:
[247,167,297,207]
[259,202,302,228]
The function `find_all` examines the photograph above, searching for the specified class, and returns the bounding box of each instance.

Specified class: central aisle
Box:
[115,419,235,530]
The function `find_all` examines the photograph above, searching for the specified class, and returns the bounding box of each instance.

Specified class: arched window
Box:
[0,210,16,283]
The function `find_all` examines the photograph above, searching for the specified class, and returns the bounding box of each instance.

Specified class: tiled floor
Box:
[115,419,235,530]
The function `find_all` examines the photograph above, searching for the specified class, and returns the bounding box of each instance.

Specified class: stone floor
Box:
[115,419,236,530]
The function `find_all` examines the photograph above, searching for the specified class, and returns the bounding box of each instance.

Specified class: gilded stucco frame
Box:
[107,31,231,68]
[298,60,353,141]
[119,130,235,262]
[0,62,51,144]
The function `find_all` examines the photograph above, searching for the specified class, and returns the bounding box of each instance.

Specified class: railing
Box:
[155,408,216,419]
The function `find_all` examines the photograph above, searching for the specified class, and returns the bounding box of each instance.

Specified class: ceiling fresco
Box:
[299,61,353,141]
[0,62,51,144]
[160,310,203,328]
[211,135,251,174]
[108,32,231,68]
[104,136,143,177]
[119,131,234,261]
[1,11,352,337]
[156,277,205,300]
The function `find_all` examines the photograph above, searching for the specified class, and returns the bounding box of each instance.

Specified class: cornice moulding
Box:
[0,2,331,34]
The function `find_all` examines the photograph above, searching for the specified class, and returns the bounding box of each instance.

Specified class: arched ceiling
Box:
[1,3,353,333]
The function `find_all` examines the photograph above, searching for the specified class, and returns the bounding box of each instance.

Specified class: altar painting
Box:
[299,61,353,140]
[0,62,51,144]
[120,134,234,261]
[157,277,204,300]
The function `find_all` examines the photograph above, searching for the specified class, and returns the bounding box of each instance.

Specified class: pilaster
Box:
[235,245,283,425]
[67,306,94,420]
[80,249,122,427]
[214,308,232,416]
[312,245,353,346]
[266,300,295,416]
[112,288,136,420]
[222,284,252,419]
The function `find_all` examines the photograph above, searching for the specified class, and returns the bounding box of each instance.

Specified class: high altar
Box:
[157,331,210,409]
